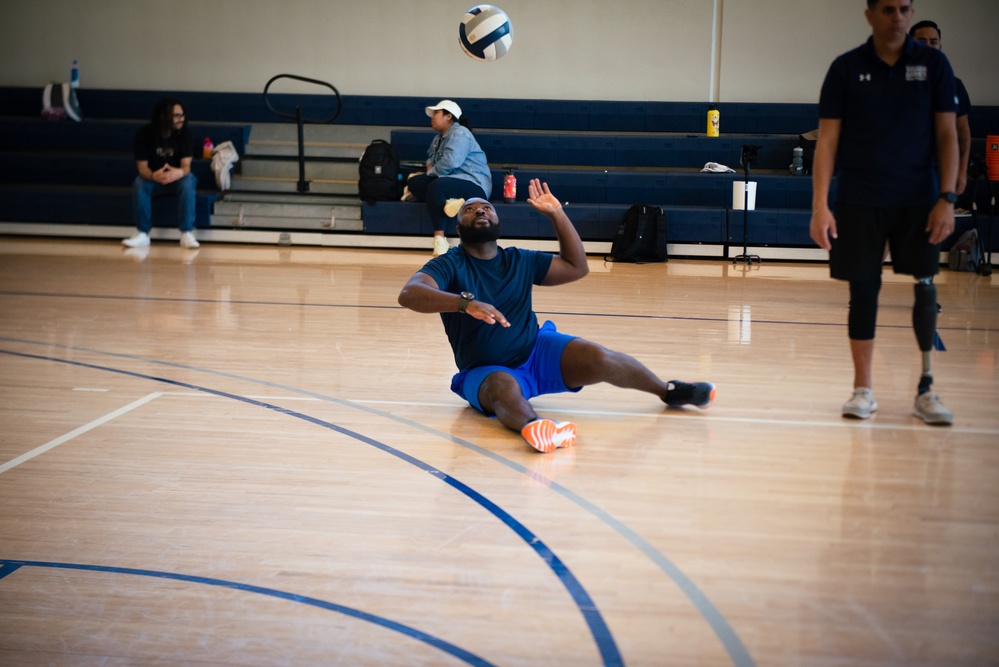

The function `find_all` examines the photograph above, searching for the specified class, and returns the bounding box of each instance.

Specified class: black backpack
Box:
[358,140,400,202]
[947,227,983,272]
[607,204,668,263]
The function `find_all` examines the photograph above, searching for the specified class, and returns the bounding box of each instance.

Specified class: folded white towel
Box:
[701,162,735,173]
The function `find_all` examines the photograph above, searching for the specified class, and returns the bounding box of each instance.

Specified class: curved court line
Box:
[0,349,624,667]
[0,336,754,667]
[0,292,992,333]
[0,559,493,666]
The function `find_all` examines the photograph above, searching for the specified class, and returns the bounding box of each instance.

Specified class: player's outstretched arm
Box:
[398,272,509,327]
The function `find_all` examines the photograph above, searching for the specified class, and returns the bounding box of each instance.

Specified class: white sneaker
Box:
[842,388,878,419]
[433,235,451,256]
[914,392,953,426]
[122,231,150,247]
[179,231,200,249]
[443,198,465,218]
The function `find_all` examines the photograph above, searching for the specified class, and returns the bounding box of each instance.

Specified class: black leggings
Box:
[407,174,488,232]
[848,276,881,340]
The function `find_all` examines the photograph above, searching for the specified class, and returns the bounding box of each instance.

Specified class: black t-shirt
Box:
[134,123,193,171]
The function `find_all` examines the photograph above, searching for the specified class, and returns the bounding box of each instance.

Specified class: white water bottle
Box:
[790,147,803,175]
[71,60,80,89]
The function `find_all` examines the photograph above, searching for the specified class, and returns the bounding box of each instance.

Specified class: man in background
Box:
[122,98,200,249]
[910,19,972,201]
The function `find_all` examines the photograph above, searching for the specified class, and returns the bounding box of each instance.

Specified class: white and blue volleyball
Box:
[459,5,513,62]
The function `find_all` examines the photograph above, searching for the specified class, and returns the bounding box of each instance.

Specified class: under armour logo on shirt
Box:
[859,73,871,82]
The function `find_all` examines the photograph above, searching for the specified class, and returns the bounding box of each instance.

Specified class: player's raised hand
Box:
[526,179,562,216]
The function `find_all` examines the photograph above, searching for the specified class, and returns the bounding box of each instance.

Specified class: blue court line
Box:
[0,559,493,666]
[0,291,991,333]
[0,348,624,667]
[0,335,756,667]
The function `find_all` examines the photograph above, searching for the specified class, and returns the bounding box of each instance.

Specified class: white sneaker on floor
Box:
[914,392,953,426]
[842,388,878,419]
[179,231,200,249]
[122,231,150,247]
[433,235,451,256]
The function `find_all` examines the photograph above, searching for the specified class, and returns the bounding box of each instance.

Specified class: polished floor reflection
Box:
[1,238,997,666]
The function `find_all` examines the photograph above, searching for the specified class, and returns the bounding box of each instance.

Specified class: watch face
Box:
[941,192,957,204]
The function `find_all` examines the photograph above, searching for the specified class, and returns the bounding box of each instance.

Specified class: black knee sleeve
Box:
[913,278,937,352]
[848,277,881,340]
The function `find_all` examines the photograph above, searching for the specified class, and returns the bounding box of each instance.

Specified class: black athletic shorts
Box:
[829,203,940,281]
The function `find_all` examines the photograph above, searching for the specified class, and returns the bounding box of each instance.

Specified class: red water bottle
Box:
[503,169,516,203]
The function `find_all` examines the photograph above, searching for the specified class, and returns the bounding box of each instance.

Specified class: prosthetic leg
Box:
[912,277,953,424]
[913,277,937,393]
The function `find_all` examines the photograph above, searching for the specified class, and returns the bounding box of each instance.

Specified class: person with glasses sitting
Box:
[122,98,200,249]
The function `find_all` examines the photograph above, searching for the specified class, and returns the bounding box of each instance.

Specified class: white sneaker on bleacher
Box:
[443,198,465,218]
[122,231,150,247]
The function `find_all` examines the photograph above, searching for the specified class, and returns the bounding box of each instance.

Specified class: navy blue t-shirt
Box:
[956,77,970,118]
[419,245,553,371]
[818,36,956,207]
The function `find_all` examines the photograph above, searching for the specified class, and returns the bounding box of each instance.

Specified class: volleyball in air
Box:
[459,5,513,62]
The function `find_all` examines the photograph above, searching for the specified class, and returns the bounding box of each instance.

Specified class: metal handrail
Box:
[263,74,342,193]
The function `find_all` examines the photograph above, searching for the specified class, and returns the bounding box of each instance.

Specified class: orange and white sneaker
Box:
[521,418,577,453]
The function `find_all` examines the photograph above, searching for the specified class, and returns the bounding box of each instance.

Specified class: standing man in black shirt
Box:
[809,0,959,425]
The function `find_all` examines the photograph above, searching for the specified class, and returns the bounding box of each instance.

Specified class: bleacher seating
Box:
[0,115,250,229]
[1,86,997,253]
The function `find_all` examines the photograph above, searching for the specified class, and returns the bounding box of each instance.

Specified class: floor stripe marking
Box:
[0,392,163,474]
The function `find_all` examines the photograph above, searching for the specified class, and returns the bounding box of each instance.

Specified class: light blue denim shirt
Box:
[426,123,492,198]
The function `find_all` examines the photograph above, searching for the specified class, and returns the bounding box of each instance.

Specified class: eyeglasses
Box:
[173,113,186,119]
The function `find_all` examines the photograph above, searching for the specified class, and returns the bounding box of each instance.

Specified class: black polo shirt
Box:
[819,35,956,208]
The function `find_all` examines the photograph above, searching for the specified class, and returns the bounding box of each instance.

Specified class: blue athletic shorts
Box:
[450,320,581,414]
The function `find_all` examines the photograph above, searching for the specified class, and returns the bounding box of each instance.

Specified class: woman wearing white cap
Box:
[403,99,492,256]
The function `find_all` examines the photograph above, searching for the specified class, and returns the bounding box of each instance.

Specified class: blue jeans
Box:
[132,173,197,233]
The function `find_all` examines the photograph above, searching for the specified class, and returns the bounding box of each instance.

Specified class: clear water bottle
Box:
[71,60,80,89]
[789,147,803,175]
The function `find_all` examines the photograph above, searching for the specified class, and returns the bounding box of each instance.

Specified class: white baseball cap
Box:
[426,100,462,119]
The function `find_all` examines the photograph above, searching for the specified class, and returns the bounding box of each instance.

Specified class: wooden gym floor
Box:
[0,237,996,666]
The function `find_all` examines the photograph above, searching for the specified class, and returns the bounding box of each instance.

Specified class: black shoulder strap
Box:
[655,207,668,262]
